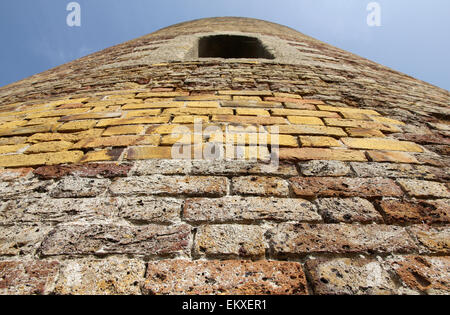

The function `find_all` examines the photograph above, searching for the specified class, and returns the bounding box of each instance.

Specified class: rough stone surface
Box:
[268,223,417,256]
[315,197,383,223]
[384,255,450,295]
[0,224,53,256]
[305,258,396,295]
[40,223,191,256]
[397,179,450,198]
[34,163,132,179]
[290,177,403,198]
[409,225,450,254]
[378,199,450,224]
[143,260,308,295]
[231,176,289,197]
[299,160,352,177]
[49,177,111,198]
[0,260,60,295]
[194,224,265,258]
[54,258,146,295]
[110,175,228,197]
[183,196,320,223]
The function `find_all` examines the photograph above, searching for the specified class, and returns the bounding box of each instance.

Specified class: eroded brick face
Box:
[0,16,448,295]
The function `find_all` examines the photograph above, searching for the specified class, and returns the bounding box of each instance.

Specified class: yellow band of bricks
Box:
[0,89,425,167]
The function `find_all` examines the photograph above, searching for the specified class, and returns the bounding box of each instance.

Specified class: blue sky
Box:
[0,0,449,90]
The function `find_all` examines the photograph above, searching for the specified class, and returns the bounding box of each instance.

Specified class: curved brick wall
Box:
[0,17,449,295]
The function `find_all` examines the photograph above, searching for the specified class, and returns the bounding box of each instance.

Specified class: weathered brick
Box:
[218,90,272,96]
[0,224,53,256]
[345,128,386,138]
[378,199,450,224]
[287,116,324,125]
[268,223,417,255]
[81,148,124,162]
[26,129,104,143]
[40,223,191,256]
[234,96,261,101]
[116,196,182,224]
[232,176,289,197]
[0,136,27,145]
[175,95,231,101]
[0,176,51,199]
[371,116,405,126]
[0,144,27,154]
[26,108,89,119]
[74,135,160,149]
[325,119,399,132]
[126,146,174,160]
[0,151,83,168]
[279,148,367,162]
[184,196,320,223]
[274,125,347,137]
[125,109,161,118]
[122,101,182,110]
[172,115,209,124]
[57,120,97,132]
[342,137,423,152]
[397,179,450,198]
[235,108,270,116]
[136,91,189,98]
[315,197,383,223]
[384,256,450,295]
[131,159,193,175]
[271,109,339,118]
[299,160,352,176]
[290,177,403,198]
[367,150,419,164]
[54,258,145,295]
[212,115,287,125]
[0,124,53,137]
[409,225,450,254]
[299,136,341,147]
[33,163,132,179]
[221,100,282,108]
[0,167,33,181]
[306,258,396,295]
[49,177,110,198]
[317,105,380,116]
[1,197,118,224]
[209,133,298,147]
[351,162,435,179]
[110,175,228,197]
[164,107,233,115]
[0,260,60,295]
[25,141,73,154]
[194,224,265,258]
[102,125,146,136]
[143,260,308,295]
[96,116,170,127]
[190,160,297,176]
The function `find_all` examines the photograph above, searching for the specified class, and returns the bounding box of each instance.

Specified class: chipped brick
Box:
[315,197,383,223]
[232,176,289,197]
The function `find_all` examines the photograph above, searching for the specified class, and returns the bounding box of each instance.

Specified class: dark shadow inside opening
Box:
[198,35,275,59]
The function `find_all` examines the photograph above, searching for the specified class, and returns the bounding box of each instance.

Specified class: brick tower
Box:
[0,17,448,295]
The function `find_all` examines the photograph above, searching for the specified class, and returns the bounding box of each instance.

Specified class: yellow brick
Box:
[271,109,339,118]
[25,117,60,126]
[96,117,170,127]
[175,95,231,101]
[122,101,183,110]
[57,120,97,133]
[90,106,121,113]
[225,125,264,133]
[125,109,161,118]
[341,138,424,152]
[136,91,189,98]
[161,134,201,145]
[367,151,419,164]
[212,115,287,125]
[209,133,298,147]
[58,112,122,121]
[147,124,224,135]
[104,94,137,100]
[0,144,28,154]
[0,120,28,130]
[48,98,88,106]
[0,136,27,146]
[273,93,302,99]
[371,116,406,126]
[218,90,273,96]
[279,148,367,162]
[0,125,53,137]
[103,125,145,136]
[26,129,104,143]
[185,101,220,108]
[26,108,89,119]
[126,146,174,160]
[163,108,233,116]
[26,141,73,154]
[287,116,324,125]
[233,96,262,102]
[346,128,385,138]
[172,116,209,124]
[300,136,342,147]
[235,108,270,116]
[341,112,370,120]
[273,125,347,137]
[0,151,84,167]
[81,148,123,163]
[225,146,271,161]
[324,118,401,132]
[74,135,160,149]
[318,105,380,116]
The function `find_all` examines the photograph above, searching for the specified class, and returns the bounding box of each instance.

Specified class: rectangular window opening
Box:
[198,35,275,59]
